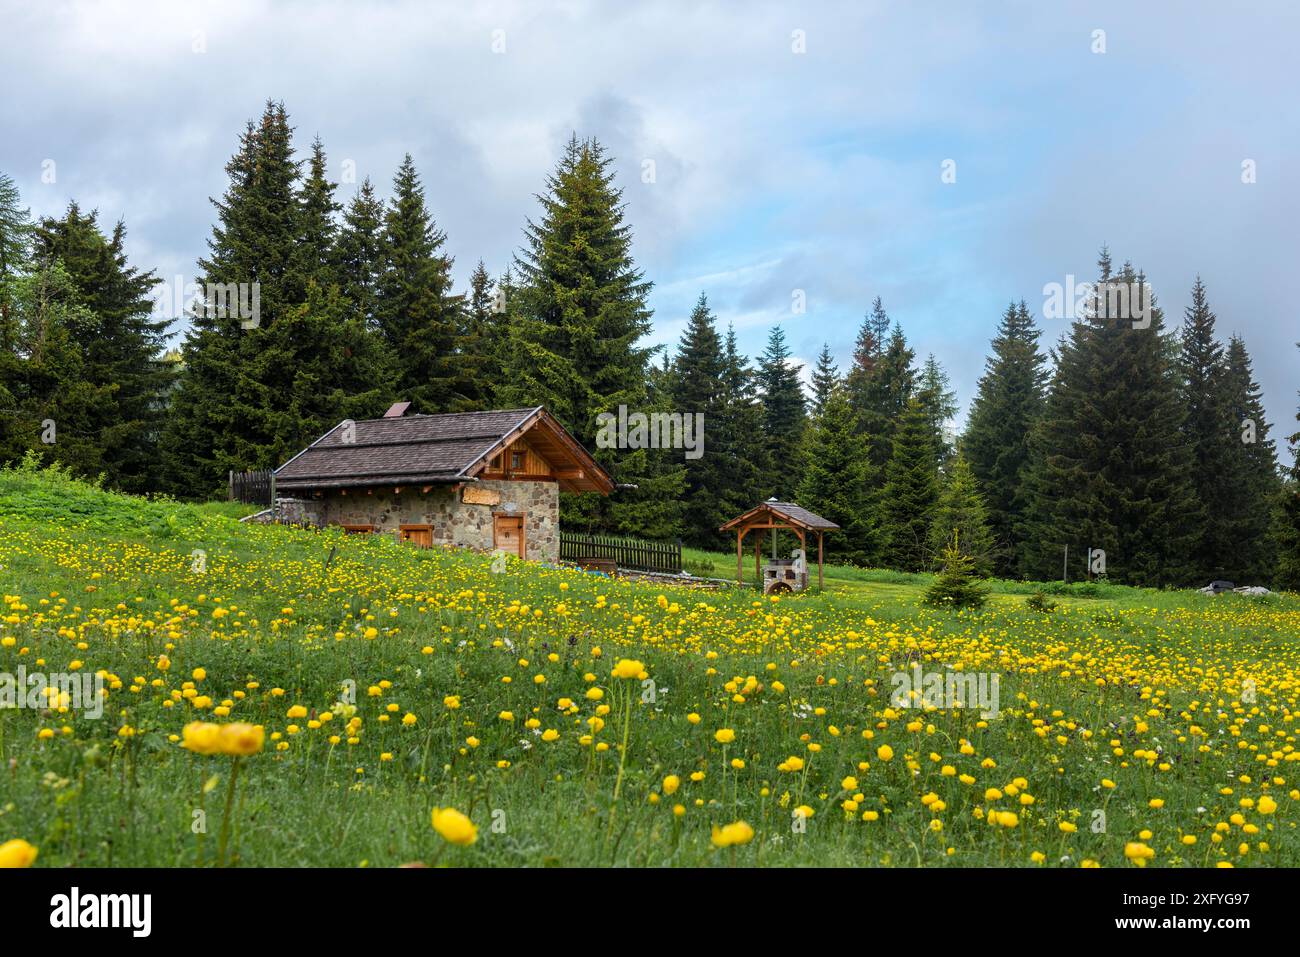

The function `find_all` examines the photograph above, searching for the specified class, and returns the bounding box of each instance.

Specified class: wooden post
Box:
[736,529,743,584]
[818,531,824,589]
[754,531,761,582]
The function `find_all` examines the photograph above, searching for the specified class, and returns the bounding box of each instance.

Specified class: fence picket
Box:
[560,530,681,574]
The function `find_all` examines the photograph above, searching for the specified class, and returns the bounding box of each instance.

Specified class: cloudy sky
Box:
[3,0,1297,443]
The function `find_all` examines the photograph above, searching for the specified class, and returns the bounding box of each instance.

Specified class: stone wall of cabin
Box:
[292,479,561,562]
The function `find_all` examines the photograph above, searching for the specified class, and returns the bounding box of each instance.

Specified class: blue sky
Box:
[2,0,1296,444]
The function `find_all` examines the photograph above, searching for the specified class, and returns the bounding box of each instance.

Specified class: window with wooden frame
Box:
[341,524,374,534]
[399,524,433,548]
[510,450,524,471]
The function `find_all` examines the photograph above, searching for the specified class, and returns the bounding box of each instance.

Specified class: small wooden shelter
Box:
[719,499,840,590]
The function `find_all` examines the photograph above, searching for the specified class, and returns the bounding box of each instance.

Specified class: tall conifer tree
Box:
[880,397,939,571]
[500,134,677,534]
[810,343,839,418]
[797,385,878,564]
[963,301,1048,576]
[32,204,172,491]
[670,293,727,545]
[756,325,806,499]
[1023,253,1197,586]
[1220,334,1280,582]
[376,154,468,412]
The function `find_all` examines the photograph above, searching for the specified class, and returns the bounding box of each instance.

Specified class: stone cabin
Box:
[273,404,614,562]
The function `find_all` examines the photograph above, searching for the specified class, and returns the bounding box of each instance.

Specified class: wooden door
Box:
[493,514,525,558]
[400,525,433,548]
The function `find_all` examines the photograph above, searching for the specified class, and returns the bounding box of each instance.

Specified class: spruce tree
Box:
[461,259,503,409]
[867,296,890,358]
[376,154,468,412]
[755,325,806,498]
[163,103,390,496]
[162,103,302,496]
[335,178,386,330]
[0,172,31,458]
[880,397,939,571]
[1273,343,1300,591]
[0,172,31,338]
[4,261,110,473]
[499,134,671,534]
[923,532,989,609]
[846,308,915,476]
[797,385,879,564]
[810,343,839,418]
[670,293,727,546]
[963,301,1048,576]
[715,323,767,522]
[927,455,995,575]
[1177,277,1236,580]
[295,136,341,287]
[1220,335,1280,583]
[916,353,957,472]
[1023,253,1198,586]
[32,204,173,492]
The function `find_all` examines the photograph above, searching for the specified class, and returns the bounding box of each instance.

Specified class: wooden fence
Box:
[560,531,682,575]
[229,469,274,506]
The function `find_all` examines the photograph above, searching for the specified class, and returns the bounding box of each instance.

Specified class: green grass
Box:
[2,460,1298,868]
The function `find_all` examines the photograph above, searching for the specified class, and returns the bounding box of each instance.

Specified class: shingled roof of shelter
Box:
[274,407,613,494]
[719,499,841,532]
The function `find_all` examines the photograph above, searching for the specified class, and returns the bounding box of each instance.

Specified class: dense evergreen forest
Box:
[1,101,1296,588]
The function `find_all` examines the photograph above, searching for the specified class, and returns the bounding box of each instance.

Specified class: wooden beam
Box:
[818,531,824,590]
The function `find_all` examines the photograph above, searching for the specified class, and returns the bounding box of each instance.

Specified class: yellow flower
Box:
[662,774,681,795]
[1059,821,1077,833]
[876,745,894,762]
[0,839,38,868]
[711,820,755,847]
[714,728,735,744]
[181,721,222,755]
[541,729,559,742]
[1258,796,1278,815]
[793,804,815,819]
[1124,842,1155,867]
[286,705,308,719]
[612,658,645,680]
[431,807,478,846]
[217,723,264,756]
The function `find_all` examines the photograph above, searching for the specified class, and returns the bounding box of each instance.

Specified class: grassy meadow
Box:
[2,460,1298,868]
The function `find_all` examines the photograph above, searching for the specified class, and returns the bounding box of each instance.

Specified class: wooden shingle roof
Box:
[275,407,614,494]
[719,500,841,532]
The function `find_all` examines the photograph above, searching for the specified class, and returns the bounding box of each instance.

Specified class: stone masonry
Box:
[289,478,561,562]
